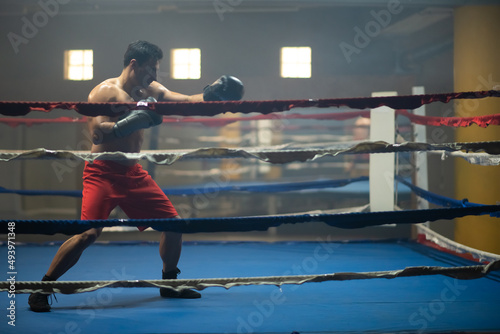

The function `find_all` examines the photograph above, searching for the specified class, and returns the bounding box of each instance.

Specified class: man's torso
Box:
[87,78,161,165]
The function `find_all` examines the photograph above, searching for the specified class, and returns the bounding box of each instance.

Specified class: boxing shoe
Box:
[28,275,55,312]
[160,268,201,299]
[28,292,52,312]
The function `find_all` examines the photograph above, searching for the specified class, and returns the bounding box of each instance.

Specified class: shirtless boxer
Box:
[28,40,244,312]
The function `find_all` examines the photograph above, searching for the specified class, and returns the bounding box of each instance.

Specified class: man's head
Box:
[124,40,163,87]
[124,40,163,68]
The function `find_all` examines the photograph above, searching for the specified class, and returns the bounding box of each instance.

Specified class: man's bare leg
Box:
[159,231,182,273]
[28,228,103,312]
[46,228,103,279]
[158,223,200,299]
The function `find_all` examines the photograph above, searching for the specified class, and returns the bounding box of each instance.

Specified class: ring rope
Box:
[0,176,370,197]
[1,175,491,234]
[0,173,488,219]
[2,111,500,128]
[2,205,499,235]
[417,224,500,264]
[0,174,486,212]
[2,260,499,295]
[1,141,499,165]
[428,151,500,166]
[394,176,485,208]
[1,90,499,117]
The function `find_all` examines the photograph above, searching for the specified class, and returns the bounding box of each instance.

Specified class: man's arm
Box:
[154,83,204,102]
[154,75,244,102]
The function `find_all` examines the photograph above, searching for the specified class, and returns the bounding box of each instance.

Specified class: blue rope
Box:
[394,176,484,208]
[165,176,370,195]
[0,176,491,211]
[0,177,369,197]
[0,187,82,197]
[2,205,499,235]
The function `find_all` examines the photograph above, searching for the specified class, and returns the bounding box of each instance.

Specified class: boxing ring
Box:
[1,91,500,333]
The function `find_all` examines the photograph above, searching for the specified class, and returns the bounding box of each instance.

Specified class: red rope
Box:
[398,110,500,128]
[1,90,498,117]
[2,110,500,128]
[0,116,86,127]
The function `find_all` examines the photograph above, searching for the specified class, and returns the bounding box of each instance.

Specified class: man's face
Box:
[133,58,159,88]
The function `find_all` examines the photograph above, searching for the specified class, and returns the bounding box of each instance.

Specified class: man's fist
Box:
[113,97,162,138]
[203,75,244,101]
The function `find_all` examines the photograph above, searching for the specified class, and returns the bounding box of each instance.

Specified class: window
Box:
[280,47,311,78]
[171,48,201,79]
[64,50,93,81]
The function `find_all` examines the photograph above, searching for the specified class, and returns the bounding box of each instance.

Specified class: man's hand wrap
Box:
[203,75,244,101]
[113,97,162,138]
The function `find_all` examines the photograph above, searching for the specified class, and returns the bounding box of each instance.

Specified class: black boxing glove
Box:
[113,97,162,138]
[203,75,244,101]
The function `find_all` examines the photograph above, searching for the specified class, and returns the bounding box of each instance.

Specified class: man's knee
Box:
[162,231,182,240]
[80,228,102,246]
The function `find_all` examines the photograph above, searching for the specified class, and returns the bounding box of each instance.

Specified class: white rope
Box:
[3,260,499,295]
[416,224,500,263]
[431,151,500,166]
[1,141,498,165]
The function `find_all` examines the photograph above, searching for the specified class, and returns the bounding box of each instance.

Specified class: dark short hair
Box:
[123,40,163,67]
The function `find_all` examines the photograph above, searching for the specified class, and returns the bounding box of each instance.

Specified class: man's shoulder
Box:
[94,78,121,93]
[88,78,125,102]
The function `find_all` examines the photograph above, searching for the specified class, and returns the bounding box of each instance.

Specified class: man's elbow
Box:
[92,132,104,145]
[92,129,115,145]
[91,123,116,145]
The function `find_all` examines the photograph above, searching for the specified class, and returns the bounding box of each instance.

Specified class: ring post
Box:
[369,91,397,212]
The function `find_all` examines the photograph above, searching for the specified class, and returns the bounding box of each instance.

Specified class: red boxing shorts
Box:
[81,160,178,231]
